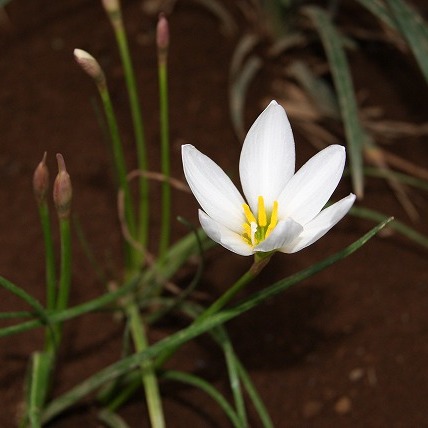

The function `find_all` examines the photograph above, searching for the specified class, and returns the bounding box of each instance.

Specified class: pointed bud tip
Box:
[54,154,72,219]
[33,152,49,205]
[74,48,105,85]
[156,13,169,51]
[101,0,120,13]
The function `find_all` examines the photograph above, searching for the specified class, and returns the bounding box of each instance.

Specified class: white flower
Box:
[182,100,356,256]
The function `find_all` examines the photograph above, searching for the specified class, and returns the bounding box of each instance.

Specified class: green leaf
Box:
[0,274,141,338]
[304,6,366,198]
[98,409,130,428]
[355,0,398,30]
[41,219,390,423]
[162,370,242,427]
[0,276,48,323]
[386,0,428,84]
[350,206,428,249]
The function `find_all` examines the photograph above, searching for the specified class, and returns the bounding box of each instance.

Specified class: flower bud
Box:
[53,154,72,220]
[156,13,169,63]
[101,0,120,13]
[101,0,122,29]
[74,48,106,89]
[33,152,49,206]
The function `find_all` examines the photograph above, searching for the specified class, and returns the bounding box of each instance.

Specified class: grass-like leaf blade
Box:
[304,6,366,198]
[41,218,391,423]
[386,0,428,84]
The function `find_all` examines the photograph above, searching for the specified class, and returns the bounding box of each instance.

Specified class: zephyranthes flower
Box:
[182,100,356,256]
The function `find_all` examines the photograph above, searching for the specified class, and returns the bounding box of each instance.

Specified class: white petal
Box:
[199,210,253,256]
[182,145,245,232]
[239,100,295,213]
[278,145,346,225]
[254,218,303,253]
[281,194,356,253]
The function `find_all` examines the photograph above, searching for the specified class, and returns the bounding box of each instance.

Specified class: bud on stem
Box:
[156,13,169,65]
[53,154,72,220]
[74,49,106,90]
[101,0,123,30]
[33,152,49,206]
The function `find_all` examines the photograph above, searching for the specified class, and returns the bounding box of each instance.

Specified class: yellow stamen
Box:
[242,203,256,224]
[266,201,279,238]
[257,196,267,227]
[243,223,251,238]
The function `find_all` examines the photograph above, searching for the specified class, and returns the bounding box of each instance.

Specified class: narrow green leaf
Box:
[355,0,398,30]
[41,219,390,423]
[229,55,262,141]
[288,60,340,119]
[350,206,428,249]
[98,409,130,428]
[0,311,33,319]
[162,370,242,427]
[141,227,212,299]
[0,274,141,338]
[386,0,428,84]
[235,360,273,428]
[362,167,428,191]
[0,276,47,323]
[304,6,366,197]
[216,329,247,427]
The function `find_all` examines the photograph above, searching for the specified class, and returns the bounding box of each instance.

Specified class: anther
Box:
[257,196,267,227]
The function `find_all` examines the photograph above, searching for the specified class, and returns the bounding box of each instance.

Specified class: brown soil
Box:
[0,1,427,427]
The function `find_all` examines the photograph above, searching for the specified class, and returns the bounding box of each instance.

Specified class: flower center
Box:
[242,196,279,247]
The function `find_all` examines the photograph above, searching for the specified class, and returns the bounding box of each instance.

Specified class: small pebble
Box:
[302,400,322,418]
[334,396,352,415]
[349,367,364,382]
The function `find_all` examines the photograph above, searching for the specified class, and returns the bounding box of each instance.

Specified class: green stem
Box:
[27,351,54,428]
[37,201,58,354]
[113,21,149,251]
[41,218,392,424]
[156,254,271,368]
[199,254,271,322]
[98,85,139,270]
[99,86,136,235]
[55,218,71,346]
[158,60,171,258]
[37,202,56,311]
[127,303,165,428]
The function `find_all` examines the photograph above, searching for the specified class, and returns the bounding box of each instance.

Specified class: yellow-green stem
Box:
[127,303,165,428]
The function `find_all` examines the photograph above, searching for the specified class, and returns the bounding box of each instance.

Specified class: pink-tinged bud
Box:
[53,154,72,220]
[74,49,106,89]
[33,152,49,205]
[156,13,169,60]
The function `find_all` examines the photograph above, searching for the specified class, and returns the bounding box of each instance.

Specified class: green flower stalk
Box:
[157,13,171,258]
[101,0,150,251]
[74,48,137,268]
[33,153,56,312]
[53,154,72,324]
